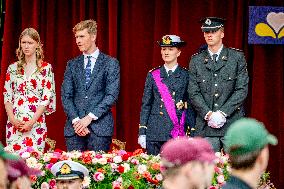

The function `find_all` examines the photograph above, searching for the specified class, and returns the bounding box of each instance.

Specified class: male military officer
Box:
[61,20,120,152]
[188,17,249,152]
[138,35,191,155]
[51,160,89,189]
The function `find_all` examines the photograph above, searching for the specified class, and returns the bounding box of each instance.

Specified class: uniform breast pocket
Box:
[197,76,210,93]
[221,74,237,90]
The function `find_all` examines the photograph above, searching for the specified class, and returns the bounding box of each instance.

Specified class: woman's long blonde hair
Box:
[16,28,44,74]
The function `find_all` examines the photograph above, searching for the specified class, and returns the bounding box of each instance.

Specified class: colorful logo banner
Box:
[249,6,284,44]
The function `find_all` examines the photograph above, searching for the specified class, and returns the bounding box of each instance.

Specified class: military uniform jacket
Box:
[188,46,249,137]
[139,65,189,141]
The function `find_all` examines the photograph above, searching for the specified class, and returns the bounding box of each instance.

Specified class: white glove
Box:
[138,135,146,149]
[208,111,226,128]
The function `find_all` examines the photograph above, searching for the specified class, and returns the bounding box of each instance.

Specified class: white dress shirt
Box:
[164,64,178,76]
[208,44,223,61]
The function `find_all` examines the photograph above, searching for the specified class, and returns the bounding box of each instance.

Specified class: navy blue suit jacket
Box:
[61,52,120,137]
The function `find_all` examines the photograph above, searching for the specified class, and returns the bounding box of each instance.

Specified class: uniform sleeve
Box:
[219,52,249,116]
[40,63,56,115]
[188,57,211,118]
[139,73,154,135]
[3,65,14,104]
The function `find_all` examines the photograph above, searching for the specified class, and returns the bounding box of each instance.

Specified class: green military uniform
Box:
[188,46,249,139]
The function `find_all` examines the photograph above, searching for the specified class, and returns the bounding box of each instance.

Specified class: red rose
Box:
[117,165,124,173]
[13,144,21,151]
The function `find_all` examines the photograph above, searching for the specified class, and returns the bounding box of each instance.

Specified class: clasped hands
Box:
[207,111,226,128]
[73,115,93,136]
[11,118,35,132]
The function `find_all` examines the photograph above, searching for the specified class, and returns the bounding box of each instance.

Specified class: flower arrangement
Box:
[5,147,275,189]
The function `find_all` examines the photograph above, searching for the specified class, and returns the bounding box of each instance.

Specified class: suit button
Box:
[172,91,175,96]
[214,74,217,77]
[160,104,163,108]
[214,103,218,107]
[85,96,88,99]
[215,93,219,97]
[214,84,218,87]
[160,112,164,115]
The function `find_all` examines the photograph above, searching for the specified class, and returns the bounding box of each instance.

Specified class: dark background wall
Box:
[0,0,283,187]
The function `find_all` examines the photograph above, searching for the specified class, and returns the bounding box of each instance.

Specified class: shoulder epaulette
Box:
[191,50,204,57]
[228,47,243,52]
[149,65,162,72]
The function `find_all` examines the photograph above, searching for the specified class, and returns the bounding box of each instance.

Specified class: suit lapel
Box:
[214,47,228,71]
[76,55,86,89]
[86,52,105,89]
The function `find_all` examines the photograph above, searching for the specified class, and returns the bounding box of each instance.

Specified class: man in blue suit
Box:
[61,19,120,152]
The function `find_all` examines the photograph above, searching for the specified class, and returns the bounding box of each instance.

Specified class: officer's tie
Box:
[212,54,218,63]
[85,56,92,85]
[168,70,173,77]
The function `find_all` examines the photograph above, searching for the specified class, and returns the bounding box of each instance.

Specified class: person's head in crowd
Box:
[200,17,225,50]
[7,158,41,189]
[157,35,186,65]
[0,143,19,189]
[160,137,216,189]
[224,118,278,188]
[51,160,89,189]
[16,27,44,74]
[73,19,97,54]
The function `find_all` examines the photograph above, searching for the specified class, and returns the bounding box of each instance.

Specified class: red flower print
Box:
[3,87,7,93]
[28,105,37,112]
[18,99,24,106]
[21,68,24,75]
[18,83,26,94]
[37,137,42,145]
[5,72,10,81]
[7,131,11,139]
[7,122,13,128]
[11,82,15,90]
[23,137,33,147]
[36,127,44,134]
[13,127,17,134]
[43,132,47,141]
[42,95,48,101]
[13,144,21,151]
[41,79,46,87]
[23,117,30,122]
[30,79,37,89]
[41,62,48,67]
[28,96,39,103]
[46,81,51,89]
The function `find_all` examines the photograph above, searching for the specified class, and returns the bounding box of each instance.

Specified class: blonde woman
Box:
[3,28,56,152]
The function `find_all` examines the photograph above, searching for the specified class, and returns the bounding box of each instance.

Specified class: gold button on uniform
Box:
[160,112,164,115]
[215,93,219,97]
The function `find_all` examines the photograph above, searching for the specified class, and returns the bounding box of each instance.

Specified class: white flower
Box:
[131,158,139,165]
[217,174,225,184]
[82,176,91,187]
[42,153,51,162]
[21,152,31,159]
[25,157,38,168]
[102,153,113,158]
[40,182,50,189]
[117,177,123,183]
[35,163,43,170]
[123,163,130,173]
[71,151,82,159]
[113,156,123,163]
[137,164,147,174]
[140,153,149,160]
[215,152,222,158]
[155,173,163,181]
[97,157,107,165]
[111,163,118,169]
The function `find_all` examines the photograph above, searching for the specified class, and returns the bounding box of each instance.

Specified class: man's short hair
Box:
[229,148,261,169]
[73,19,97,35]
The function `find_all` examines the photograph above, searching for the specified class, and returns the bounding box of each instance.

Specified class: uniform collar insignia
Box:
[221,56,228,61]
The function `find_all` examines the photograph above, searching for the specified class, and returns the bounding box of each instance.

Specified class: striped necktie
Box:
[85,56,92,85]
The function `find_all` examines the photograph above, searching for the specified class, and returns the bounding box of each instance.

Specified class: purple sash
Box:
[152,69,186,138]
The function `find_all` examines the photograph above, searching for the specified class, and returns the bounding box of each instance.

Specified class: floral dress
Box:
[3,61,56,152]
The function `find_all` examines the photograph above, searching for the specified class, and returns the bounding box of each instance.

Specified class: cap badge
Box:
[60,163,72,175]
[163,36,172,45]
[205,18,211,25]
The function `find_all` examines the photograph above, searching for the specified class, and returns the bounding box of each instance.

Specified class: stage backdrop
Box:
[0,0,283,187]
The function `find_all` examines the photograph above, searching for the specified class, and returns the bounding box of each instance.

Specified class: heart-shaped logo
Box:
[266,12,284,33]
